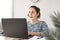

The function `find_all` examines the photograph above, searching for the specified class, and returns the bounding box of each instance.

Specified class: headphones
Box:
[27,14,33,18]
[27,14,29,17]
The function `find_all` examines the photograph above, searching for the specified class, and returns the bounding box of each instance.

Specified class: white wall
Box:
[0,0,12,22]
[0,0,12,31]
[14,0,60,30]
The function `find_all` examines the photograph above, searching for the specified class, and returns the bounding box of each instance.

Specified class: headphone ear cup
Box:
[28,14,29,17]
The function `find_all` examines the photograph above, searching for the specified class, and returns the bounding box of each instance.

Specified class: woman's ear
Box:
[37,13,39,17]
[37,12,40,18]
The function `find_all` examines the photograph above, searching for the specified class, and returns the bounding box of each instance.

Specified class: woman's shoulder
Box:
[38,21,47,26]
[40,21,48,27]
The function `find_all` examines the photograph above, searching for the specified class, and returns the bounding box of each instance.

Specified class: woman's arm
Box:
[28,32,41,36]
[40,21,49,36]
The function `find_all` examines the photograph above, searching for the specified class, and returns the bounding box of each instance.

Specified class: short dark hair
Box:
[30,5,41,18]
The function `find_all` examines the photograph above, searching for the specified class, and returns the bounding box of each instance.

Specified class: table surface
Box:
[0,36,46,40]
[0,36,27,40]
[0,32,46,40]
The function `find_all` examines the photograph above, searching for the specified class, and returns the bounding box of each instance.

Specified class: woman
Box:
[27,6,49,38]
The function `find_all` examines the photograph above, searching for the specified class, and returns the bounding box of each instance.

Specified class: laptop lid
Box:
[2,18,28,39]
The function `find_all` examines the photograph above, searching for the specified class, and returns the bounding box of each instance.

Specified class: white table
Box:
[0,36,4,40]
[0,36,46,40]
[0,36,27,40]
[28,36,46,40]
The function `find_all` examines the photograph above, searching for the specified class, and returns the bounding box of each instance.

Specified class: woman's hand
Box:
[28,32,31,35]
[28,32,41,36]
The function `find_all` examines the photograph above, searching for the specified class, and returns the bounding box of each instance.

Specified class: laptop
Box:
[2,18,28,39]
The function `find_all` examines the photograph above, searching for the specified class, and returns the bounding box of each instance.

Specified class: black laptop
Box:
[2,18,28,39]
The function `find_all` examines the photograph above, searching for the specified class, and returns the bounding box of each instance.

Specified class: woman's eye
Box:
[32,11,35,13]
[29,11,35,14]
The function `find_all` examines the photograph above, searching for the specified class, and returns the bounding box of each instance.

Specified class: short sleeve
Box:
[40,21,49,37]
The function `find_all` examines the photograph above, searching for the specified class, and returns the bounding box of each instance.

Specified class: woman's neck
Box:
[30,18,39,24]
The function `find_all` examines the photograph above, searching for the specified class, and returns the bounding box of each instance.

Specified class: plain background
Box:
[0,0,60,32]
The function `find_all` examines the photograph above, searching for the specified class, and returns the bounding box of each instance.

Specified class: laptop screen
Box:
[2,18,28,39]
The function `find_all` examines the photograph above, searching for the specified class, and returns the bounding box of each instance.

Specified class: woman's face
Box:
[29,8,39,19]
